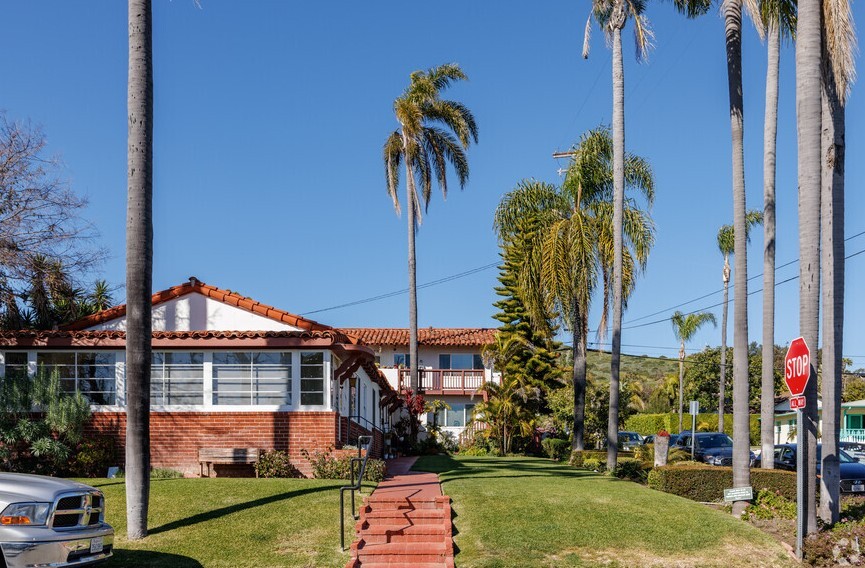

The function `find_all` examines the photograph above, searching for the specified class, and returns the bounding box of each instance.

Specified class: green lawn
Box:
[86,478,370,568]
[414,455,795,568]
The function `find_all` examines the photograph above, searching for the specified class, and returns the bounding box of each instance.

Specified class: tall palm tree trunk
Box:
[607,17,626,470]
[573,311,587,451]
[723,0,751,518]
[761,23,780,466]
[719,258,730,432]
[125,0,153,541]
[401,133,419,443]
[678,343,685,433]
[796,0,822,533]
[818,61,845,525]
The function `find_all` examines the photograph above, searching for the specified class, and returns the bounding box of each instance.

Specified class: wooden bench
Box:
[198,448,263,478]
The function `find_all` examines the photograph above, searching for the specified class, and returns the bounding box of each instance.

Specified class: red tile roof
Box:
[62,277,332,333]
[339,328,496,347]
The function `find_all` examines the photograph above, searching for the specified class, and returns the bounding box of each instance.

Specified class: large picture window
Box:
[300,352,325,406]
[36,352,117,405]
[212,352,292,405]
[151,352,204,406]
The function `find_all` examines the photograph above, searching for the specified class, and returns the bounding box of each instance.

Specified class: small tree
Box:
[0,368,90,475]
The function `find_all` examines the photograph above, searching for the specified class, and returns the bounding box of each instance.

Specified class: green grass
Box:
[414,455,795,568]
[85,478,372,568]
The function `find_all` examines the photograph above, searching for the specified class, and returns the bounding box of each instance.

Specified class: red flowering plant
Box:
[657,429,670,437]
[402,388,425,444]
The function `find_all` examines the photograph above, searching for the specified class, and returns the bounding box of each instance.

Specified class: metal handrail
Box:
[340,435,373,551]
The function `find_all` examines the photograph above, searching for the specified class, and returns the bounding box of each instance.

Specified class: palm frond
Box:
[670,0,713,18]
[583,12,594,59]
[822,0,857,103]
[383,131,403,215]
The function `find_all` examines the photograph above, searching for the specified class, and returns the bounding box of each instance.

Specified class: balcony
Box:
[398,368,486,396]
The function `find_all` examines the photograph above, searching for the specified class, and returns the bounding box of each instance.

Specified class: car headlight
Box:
[710,456,723,465]
[1,502,51,526]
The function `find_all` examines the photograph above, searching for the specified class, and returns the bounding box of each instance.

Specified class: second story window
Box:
[438,354,484,370]
[393,353,410,368]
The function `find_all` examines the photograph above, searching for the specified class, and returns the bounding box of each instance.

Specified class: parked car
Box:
[674,432,757,467]
[840,441,865,462]
[617,432,644,451]
[0,473,113,568]
[643,433,679,446]
[766,444,865,493]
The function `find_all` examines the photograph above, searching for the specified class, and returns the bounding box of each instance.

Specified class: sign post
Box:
[689,401,699,459]
[785,337,811,561]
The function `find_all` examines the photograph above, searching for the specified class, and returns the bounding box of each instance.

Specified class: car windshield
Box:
[696,434,733,449]
[620,433,641,442]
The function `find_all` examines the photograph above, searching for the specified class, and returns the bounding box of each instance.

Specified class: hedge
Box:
[647,464,796,502]
[569,449,634,467]
[624,413,762,445]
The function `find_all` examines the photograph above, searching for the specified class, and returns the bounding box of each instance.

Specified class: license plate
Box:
[853,484,865,493]
[90,537,103,554]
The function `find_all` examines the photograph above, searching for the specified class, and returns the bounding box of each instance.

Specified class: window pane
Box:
[301,352,324,365]
[394,354,410,367]
[301,392,323,406]
[4,352,28,378]
[473,354,484,370]
[299,352,324,407]
[446,403,465,427]
[439,354,451,369]
[152,352,204,405]
[450,354,473,370]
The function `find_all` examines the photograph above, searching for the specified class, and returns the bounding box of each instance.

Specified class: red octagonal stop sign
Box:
[785,337,812,397]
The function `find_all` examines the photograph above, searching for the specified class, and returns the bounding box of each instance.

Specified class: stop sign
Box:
[785,337,812,397]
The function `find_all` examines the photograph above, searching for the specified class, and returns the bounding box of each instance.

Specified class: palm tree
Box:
[494,127,654,453]
[383,64,478,423]
[126,0,154,541]
[796,0,821,535]
[818,0,856,526]
[670,311,717,433]
[759,0,796,472]
[583,0,710,473]
[716,210,762,433]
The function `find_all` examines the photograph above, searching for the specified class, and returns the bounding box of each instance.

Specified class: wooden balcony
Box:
[398,368,486,396]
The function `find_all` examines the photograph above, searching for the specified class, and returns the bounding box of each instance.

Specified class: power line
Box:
[625,229,865,324]
[623,244,865,331]
[300,262,499,315]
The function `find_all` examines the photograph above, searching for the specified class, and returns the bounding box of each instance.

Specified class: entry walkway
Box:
[345,456,454,568]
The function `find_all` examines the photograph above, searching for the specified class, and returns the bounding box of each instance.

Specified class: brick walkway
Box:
[345,457,454,568]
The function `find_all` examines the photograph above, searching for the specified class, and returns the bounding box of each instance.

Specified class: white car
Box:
[0,474,113,567]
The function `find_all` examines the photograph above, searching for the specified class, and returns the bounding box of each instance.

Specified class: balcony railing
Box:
[841,429,865,443]
[398,368,486,395]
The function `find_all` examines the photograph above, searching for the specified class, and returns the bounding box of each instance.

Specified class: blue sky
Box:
[0,1,862,367]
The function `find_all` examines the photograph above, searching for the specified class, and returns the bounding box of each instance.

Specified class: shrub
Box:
[542,438,571,461]
[255,450,303,478]
[569,449,633,467]
[582,458,606,472]
[0,371,91,476]
[804,525,865,566]
[647,464,795,502]
[459,447,490,457]
[301,447,387,482]
[150,468,184,479]
[744,489,796,520]
[612,458,647,482]
[71,436,117,477]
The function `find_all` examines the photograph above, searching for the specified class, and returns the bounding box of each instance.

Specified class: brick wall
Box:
[86,411,347,477]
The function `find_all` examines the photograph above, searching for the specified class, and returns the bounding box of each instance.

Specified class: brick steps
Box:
[346,493,453,567]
